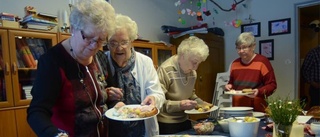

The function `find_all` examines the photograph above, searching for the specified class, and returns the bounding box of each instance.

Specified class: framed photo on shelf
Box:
[268,18,291,36]
[241,22,261,37]
[259,39,274,60]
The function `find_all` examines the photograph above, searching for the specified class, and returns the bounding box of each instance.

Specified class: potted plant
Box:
[265,96,305,137]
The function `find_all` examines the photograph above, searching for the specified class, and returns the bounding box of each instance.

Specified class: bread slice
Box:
[242,88,253,93]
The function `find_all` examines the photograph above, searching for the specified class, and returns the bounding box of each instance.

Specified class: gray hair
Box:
[114,14,138,41]
[177,36,209,61]
[69,0,115,36]
[235,32,256,46]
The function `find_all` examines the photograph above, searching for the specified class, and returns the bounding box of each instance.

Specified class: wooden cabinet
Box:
[58,32,71,42]
[0,27,59,137]
[132,40,176,68]
[170,33,225,120]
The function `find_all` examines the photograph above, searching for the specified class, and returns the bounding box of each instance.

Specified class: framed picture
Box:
[268,18,291,36]
[259,39,274,60]
[241,22,261,37]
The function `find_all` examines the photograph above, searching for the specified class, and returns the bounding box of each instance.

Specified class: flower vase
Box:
[275,123,292,137]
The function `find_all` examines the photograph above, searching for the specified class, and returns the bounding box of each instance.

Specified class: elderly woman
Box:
[27,0,115,137]
[225,32,277,112]
[97,14,165,137]
[156,36,212,134]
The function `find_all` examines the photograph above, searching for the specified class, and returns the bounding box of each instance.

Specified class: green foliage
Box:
[266,96,305,126]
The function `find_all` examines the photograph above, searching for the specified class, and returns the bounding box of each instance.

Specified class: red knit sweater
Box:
[229,54,277,97]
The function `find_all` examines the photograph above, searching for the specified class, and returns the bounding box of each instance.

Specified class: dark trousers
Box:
[158,120,192,134]
[309,85,320,107]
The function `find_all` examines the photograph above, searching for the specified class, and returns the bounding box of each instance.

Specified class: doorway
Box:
[295,0,320,110]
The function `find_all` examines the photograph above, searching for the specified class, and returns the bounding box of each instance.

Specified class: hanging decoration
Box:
[208,0,246,12]
[174,0,210,25]
[174,0,247,26]
[245,14,255,23]
[232,19,242,28]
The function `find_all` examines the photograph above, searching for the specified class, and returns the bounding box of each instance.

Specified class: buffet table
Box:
[174,119,270,137]
[161,118,314,137]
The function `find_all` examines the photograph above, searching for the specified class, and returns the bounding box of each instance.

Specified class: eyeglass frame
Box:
[235,45,253,51]
[107,40,131,49]
[80,30,108,45]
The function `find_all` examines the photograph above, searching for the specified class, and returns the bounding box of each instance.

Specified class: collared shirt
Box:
[301,46,320,83]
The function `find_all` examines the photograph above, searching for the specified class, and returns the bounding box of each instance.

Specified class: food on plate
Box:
[112,105,158,118]
[242,88,253,93]
[230,116,259,122]
[195,103,213,112]
[307,106,320,118]
[192,121,214,135]
[228,89,242,94]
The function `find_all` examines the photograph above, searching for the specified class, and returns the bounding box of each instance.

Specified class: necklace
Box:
[176,57,188,86]
[69,39,102,133]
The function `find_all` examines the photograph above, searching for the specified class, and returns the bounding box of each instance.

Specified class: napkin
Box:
[296,115,313,124]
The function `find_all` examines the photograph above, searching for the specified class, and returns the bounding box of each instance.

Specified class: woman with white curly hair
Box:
[156,36,212,134]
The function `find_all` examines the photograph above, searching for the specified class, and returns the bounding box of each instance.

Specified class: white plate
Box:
[219,107,253,111]
[184,106,219,114]
[104,104,159,121]
[220,110,253,115]
[224,91,253,95]
[253,112,265,118]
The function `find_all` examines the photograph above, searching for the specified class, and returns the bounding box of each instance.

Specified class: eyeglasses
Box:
[108,40,130,48]
[80,30,107,45]
[236,45,251,51]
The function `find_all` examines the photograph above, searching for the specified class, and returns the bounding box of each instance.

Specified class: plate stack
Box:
[219,107,253,118]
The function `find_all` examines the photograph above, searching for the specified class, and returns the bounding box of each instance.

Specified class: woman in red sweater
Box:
[225,32,277,112]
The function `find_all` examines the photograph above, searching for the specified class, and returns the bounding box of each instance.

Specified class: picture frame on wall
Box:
[240,22,261,37]
[259,39,274,60]
[268,18,291,36]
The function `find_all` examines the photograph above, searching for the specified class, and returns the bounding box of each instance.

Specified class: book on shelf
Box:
[34,39,47,53]
[22,14,58,25]
[23,23,56,31]
[21,39,37,68]
[0,16,15,21]
[25,38,46,59]
[22,85,33,99]
[0,12,15,17]
[15,38,36,68]
[37,12,57,19]
[16,50,26,68]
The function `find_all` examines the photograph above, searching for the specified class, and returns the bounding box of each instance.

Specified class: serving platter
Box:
[219,107,253,112]
[104,104,159,121]
[185,106,219,114]
[252,112,265,118]
[224,90,254,95]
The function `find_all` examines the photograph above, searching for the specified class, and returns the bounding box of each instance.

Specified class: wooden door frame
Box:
[294,0,320,101]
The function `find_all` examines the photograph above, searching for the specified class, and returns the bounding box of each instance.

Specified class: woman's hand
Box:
[106,87,123,101]
[180,100,197,110]
[225,84,232,91]
[141,96,155,106]
[245,88,259,98]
